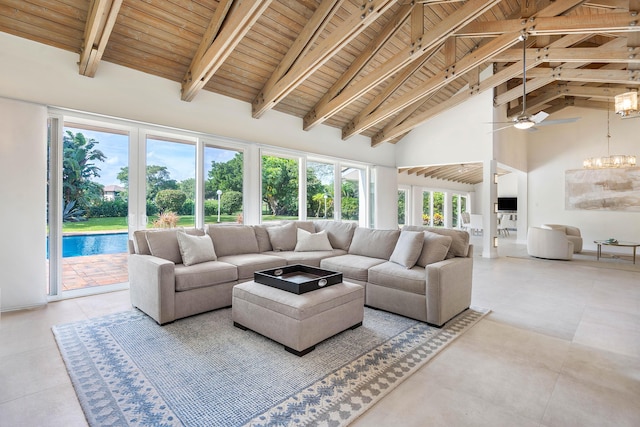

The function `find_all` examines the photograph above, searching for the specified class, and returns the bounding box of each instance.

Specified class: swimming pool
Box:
[47,232,129,258]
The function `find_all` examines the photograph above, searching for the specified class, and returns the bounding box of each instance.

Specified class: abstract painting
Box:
[565,168,640,211]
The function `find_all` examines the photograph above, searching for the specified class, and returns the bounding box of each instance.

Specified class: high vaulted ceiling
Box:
[1,0,639,151]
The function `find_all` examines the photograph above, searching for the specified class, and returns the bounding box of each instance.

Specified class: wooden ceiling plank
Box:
[372,34,586,145]
[79,0,123,77]
[347,30,524,140]
[583,0,628,9]
[251,0,398,119]
[257,0,345,120]
[302,2,413,130]
[181,0,272,102]
[189,0,234,69]
[339,0,504,140]
[457,12,640,37]
[494,36,626,106]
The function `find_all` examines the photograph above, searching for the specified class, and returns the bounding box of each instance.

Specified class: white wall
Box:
[0,32,396,168]
[395,90,495,167]
[0,98,48,311]
[527,106,640,251]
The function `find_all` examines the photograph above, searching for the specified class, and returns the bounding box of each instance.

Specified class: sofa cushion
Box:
[313,221,357,251]
[320,254,386,282]
[416,231,452,267]
[263,249,346,267]
[368,261,426,295]
[295,228,333,252]
[177,231,217,266]
[207,225,259,256]
[174,261,238,292]
[217,253,286,280]
[389,230,424,268]
[266,222,297,251]
[253,223,281,252]
[348,228,400,260]
[285,220,316,233]
[145,228,205,264]
[403,225,469,258]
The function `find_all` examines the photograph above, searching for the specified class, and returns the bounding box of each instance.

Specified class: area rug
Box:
[53,306,488,427]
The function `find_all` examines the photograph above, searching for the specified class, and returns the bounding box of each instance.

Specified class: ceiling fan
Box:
[492,33,580,132]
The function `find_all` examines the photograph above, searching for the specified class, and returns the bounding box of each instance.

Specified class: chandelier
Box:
[614,91,638,117]
[583,102,637,169]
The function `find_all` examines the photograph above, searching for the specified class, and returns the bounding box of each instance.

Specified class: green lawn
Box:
[61,214,306,233]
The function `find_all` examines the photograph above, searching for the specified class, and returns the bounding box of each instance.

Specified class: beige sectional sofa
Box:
[128,221,473,327]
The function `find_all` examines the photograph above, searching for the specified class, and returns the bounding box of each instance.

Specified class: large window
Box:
[205,146,244,223]
[341,166,363,221]
[145,136,196,228]
[261,153,299,221]
[398,189,407,227]
[307,161,334,220]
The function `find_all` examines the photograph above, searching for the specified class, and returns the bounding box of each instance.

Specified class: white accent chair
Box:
[541,224,583,253]
[526,227,574,260]
[468,214,483,236]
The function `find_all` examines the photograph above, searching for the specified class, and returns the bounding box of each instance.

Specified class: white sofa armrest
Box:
[129,254,176,325]
[527,227,573,260]
[425,256,473,326]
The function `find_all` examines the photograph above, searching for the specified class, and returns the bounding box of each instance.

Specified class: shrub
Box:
[179,200,194,216]
[87,199,128,218]
[155,189,186,213]
[152,211,179,228]
[146,200,158,217]
[204,199,219,216]
[221,190,242,214]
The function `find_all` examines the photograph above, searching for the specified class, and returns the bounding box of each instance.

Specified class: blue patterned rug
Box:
[53,306,488,427]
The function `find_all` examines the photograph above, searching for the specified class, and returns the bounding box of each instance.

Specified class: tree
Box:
[261,156,299,216]
[178,178,196,201]
[155,189,186,213]
[62,130,105,215]
[221,190,243,214]
[117,165,178,202]
[206,153,243,198]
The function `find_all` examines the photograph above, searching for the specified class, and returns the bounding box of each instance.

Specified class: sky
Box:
[65,127,237,186]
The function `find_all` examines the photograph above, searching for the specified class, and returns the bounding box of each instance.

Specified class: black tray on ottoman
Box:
[254,264,343,294]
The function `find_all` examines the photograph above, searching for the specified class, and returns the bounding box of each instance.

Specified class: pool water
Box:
[47,232,129,258]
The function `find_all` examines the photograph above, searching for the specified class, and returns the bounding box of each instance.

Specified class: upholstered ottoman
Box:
[232,280,364,356]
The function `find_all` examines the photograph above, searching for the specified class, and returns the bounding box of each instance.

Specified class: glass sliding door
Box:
[261,153,299,222]
[48,121,131,294]
[145,136,196,228]
[204,145,244,223]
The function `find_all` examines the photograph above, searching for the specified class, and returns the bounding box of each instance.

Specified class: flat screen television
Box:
[497,197,517,211]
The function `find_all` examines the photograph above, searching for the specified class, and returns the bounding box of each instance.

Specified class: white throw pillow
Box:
[177,231,217,266]
[389,230,424,269]
[294,228,333,252]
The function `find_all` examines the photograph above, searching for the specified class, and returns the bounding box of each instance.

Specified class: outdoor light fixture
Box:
[614,91,638,117]
[583,102,637,169]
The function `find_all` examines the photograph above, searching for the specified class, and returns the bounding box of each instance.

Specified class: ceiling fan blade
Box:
[621,114,640,120]
[489,124,515,133]
[535,117,580,127]
[532,111,549,123]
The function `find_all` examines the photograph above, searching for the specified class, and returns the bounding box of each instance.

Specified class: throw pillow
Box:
[176,231,217,266]
[389,230,424,269]
[145,229,184,264]
[294,228,333,252]
[416,231,453,267]
[266,222,297,251]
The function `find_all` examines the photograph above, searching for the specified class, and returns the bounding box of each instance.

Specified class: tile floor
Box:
[1,235,639,426]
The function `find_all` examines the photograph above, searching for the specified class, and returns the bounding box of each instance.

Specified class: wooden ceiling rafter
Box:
[181,0,271,102]
[251,0,398,119]
[79,0,123,77]
[333,0,504,140]
[302,2,414,130]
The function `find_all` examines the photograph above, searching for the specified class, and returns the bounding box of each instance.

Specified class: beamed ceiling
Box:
[1,0,639,169]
